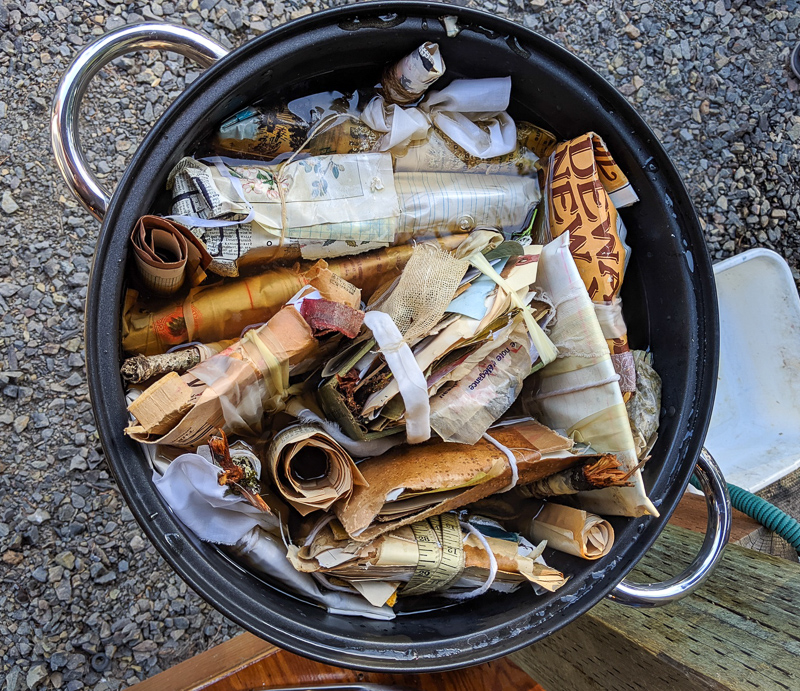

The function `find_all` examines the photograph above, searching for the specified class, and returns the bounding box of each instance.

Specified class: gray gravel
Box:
[0,0,798,688]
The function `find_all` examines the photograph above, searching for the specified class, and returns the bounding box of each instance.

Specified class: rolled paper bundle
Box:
[168,155,537,271]
[211,103,380,161]
[518,503,614,560]
[517,455,631,500]
[541,132,640,394]
[382,42,445,105]
[334,421,595,542]
[121,239,462,356]
[393,126,540,176]
[120,339,237,383]
[533,232,657,518]
[130,215,213,296]
[291,513,567,608]
[266,424,367,516]
[125,301,325,447]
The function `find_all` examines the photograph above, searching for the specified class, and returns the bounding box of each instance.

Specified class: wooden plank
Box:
[128,633,278,691]
[129,631,544,691]
[510,525,800,691]
[205,647,544,691]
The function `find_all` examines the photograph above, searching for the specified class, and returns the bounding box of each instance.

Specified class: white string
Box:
[442,521,498,600]
[481,432,519,493]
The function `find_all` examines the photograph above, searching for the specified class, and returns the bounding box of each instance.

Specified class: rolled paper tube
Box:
[544,132,640,393]
[120,340,237,383]
[266,424,367,516]
[121,240,464,356]
[525,503,614,560]
[125,302,321,447]
[382,42,445,105]
[213,112,380,161]
[518,455,631,499]
[130,215,213,295]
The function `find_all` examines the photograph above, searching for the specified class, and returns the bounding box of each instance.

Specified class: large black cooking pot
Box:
[51,3,731,672]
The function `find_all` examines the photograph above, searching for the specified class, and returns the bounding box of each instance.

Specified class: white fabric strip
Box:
[361,77,517,158]
[363,311,431,444]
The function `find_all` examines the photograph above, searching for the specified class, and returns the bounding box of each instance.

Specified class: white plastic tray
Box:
[704,249,800,492]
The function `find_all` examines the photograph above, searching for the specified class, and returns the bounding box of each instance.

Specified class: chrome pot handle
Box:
[608,447,731,608]
[51,22,229,221]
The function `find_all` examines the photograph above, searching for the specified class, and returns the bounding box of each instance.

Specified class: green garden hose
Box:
[690,475,800,555]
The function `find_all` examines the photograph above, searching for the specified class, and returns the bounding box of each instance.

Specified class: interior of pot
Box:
[86,2,718,672]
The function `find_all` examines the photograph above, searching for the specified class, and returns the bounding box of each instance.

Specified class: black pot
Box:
[51,3,730,672]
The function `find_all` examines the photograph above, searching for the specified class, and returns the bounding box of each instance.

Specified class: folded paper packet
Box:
[266,424,368,516]
[121,239,462,356]
[130,215,213,296]
[291,515,567,607]
[541,132,640,394]
[515,503,615,560]
[334,421,586,542]
[531,233,657,517]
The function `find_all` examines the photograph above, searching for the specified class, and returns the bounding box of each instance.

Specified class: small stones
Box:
[2,190,19,214]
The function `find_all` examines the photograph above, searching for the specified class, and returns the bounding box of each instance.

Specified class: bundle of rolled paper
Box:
[120,42,663,618]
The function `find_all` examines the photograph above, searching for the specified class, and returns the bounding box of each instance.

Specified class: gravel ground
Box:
[0,0,797,688]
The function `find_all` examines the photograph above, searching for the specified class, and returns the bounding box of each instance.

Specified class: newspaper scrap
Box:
[540,132,640,394]
[130,215,212,295]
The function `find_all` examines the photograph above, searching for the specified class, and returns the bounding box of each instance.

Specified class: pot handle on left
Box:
[51,22,229,222]
[607,447,732,608]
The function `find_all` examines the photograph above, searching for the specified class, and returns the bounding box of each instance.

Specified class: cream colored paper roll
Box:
[529,503,614,560]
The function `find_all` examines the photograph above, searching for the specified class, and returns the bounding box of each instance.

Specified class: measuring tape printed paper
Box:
[402,513,465,596]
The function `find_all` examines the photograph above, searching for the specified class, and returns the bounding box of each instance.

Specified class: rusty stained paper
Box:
[544,132,639,393]
[122,238,465,357]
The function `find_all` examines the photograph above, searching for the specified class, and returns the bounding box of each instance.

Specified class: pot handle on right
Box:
[51,22,229,222]
[608,447,731,608]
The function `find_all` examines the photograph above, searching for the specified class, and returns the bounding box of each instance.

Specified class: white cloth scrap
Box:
[152,449,278,545]
[361,77,517,159]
